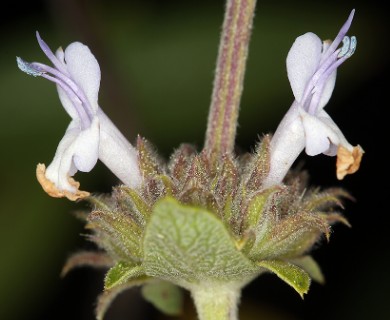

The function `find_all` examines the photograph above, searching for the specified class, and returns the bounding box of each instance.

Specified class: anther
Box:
[338,36,350,58]
[347,36,357,57]
[337,36,357,58]
[16,57,44,77]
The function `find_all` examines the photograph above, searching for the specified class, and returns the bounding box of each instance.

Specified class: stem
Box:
[191,284,241,320]
[204,0,257,156]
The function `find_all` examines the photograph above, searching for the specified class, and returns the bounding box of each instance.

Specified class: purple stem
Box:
[204,0,257,157]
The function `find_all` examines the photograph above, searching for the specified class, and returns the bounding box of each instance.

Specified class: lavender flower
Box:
[264,10,363,188]
[17,32,141,200]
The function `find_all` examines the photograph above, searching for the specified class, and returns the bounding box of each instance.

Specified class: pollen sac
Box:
[338,35,357,58]
[16,57,44,77]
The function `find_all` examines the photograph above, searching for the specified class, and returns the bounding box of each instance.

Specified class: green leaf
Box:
[257,260,311,298]
[290,256,325,284]
[143,197,258,288]
[104,261,146,290]
[141,281,184,316]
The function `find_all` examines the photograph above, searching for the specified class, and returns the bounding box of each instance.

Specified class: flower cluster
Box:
[18,7,362,320]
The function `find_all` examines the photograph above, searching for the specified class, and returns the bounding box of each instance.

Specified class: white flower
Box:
[263,10,363,188]
[17,32,142,200]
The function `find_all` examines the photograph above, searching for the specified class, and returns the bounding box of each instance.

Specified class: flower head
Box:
[16,5,366,320]
[17,32,142,200]
[264,10,363,187]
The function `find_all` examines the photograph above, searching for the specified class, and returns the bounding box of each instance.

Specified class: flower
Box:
[263,10,363,188]
[17,32,142,200]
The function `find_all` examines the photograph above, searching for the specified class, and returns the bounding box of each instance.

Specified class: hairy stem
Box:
[191,284,241,320]
[204,0,257,156]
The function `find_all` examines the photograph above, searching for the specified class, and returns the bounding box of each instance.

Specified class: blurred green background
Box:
[1,0,388,319]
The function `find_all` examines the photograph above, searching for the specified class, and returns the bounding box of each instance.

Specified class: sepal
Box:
[87,210,143,262]
[96,275,149,320]
[290,255,325,284]
[257,260,311,298]
[61,251,113,277]
[104,261,146,290]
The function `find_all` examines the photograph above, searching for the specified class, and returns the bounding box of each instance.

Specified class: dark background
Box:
[1,0,388,319]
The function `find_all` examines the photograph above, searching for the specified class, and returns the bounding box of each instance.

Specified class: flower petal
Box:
[315,110,351,155]
[300,111,339,156]
[73,117,100,172]
[56,86,83,121]
[36,163,90,201]
[263,103,306,187]
[97,110,142,189]
[64,42,101,111]
[45,121,80,192]
[55,46,65,67]
[317,70,336,111]
[287,32,322,102]
[54,46,92,122]
[301,109,358,158]
[43,120,91,200]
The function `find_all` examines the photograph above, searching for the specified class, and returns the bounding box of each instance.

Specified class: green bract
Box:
[143,198,259,286]
[62,136,350,319]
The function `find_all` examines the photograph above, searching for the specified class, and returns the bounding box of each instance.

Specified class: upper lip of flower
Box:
[288,10,356,117]
[17,32,98,130]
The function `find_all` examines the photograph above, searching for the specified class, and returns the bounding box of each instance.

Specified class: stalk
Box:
[204,0,257,156]
[191,284,241,320]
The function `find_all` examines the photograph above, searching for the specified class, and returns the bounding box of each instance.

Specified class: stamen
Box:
[301,50,339,109]
[347,36,357,57]
[40,73,91,129]
[31,62,80,92]
[307,52,351,114]
[304,34,357,115]
[337,36,357,58]
[29,61,96,120]
[320,9,355,63]
[16,57,44,77]
[17,56,91,128]
[36,31,69,76]
[18,33,99,129]
[338,36,350,58]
